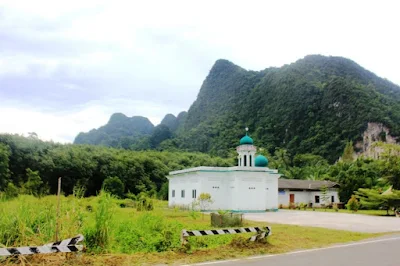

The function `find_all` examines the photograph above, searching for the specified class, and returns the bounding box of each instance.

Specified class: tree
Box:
[356,187,400,215]
[320,185,330,209]
[0,143,10,191]
[102,176,125,198]
[342,141,354,163]
[197,193,213,211]
[150,125,173,149]
[378,143,400,189]
[24,168,44,196]
[330,159,380,203]
[158,182,168,200]
[346,195,360,212]
[4,182,18,199]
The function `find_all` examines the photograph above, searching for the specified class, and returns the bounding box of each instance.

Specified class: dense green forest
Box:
[0,134,233,198]
[1,134,399,204]
[74,55,400,163]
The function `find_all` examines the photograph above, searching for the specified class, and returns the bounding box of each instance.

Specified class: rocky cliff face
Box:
[355,122,398,159]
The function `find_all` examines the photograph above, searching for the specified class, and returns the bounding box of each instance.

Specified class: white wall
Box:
[168,173,201,208]
[278,189,340,207]
[200,172,232,210]
[168,167,280,211]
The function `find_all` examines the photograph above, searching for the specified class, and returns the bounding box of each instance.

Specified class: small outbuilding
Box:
[278,179,340,207]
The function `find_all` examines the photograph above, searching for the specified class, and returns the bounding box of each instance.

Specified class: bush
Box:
[102,177,124,198]
[198,193,213,211]
[4,182,18,200]
[333,203,339,212]
[136,194,154,211]
[299,202,307,210]
[211,212,243,227]
[346,195,360,212]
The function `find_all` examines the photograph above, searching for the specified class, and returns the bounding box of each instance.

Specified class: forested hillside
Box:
[74,55,400,163]
[178,55,400,162]
[74,113,154,148]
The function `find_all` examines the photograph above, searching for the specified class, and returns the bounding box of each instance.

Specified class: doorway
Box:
[290,194,295,203]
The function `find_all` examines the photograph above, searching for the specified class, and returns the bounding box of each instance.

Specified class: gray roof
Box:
[278,179,339,190]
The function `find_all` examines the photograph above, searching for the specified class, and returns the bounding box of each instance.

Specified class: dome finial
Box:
[240,128,253,145]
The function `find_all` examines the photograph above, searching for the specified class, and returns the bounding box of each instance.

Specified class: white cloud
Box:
[0,98,182,143]
[0,0,400,143]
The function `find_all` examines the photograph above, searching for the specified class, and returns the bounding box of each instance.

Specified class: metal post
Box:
[55,177,61,242]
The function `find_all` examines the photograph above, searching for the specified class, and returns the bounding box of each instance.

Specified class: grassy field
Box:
[0,193,384,265]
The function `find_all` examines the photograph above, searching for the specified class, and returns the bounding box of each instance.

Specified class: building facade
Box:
[278,179,340,207]
[168,132,281,211]
[167,130,340,211]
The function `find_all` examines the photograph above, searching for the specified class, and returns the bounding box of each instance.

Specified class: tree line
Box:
[1,133,399,208]
[0,134,233,199]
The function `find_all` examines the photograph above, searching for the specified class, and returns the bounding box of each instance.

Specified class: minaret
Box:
[236,128,257,167]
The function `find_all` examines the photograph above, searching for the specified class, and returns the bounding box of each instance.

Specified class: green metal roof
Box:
[240,135,254,145]
[255,155,268,167]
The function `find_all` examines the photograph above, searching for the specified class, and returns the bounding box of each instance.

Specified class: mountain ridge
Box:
[73,55,400,162]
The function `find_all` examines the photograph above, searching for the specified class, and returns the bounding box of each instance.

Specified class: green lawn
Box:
[0,194,386,266]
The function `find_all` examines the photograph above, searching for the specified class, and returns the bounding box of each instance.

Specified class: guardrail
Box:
[181,226,271,245]
[0,234,84,257]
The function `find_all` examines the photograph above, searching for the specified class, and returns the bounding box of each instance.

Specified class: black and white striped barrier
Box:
[0,234,84,257]
[181,226,271,245]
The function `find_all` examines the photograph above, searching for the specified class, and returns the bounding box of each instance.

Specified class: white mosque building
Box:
[167,131,281,211]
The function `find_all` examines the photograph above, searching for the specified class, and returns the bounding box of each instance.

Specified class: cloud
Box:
[0,0,400,143]
[0,98,182,143]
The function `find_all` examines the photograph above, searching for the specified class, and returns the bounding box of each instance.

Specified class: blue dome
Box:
[255,155,268,167]
[240,135,254,145]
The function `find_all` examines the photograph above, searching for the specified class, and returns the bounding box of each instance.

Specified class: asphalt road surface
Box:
[244,210,400,233]
[186,235,400,266]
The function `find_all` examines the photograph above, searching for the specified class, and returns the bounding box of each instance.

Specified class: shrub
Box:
[198,193,213,211]
[299,202,307,210]
[102,177,124,198]
[333,203,339,212]
[346,195,360,212]
[23,168,44,196]
[211,212,243,227]
[136,194,154,211]
[4,182,18,200]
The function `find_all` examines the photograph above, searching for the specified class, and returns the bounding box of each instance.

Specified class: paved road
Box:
[244,210,400,233]
[187,235,400,266]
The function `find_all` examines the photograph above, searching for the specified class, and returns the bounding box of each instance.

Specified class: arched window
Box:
[249,155,252,166]
[244,155,247,166]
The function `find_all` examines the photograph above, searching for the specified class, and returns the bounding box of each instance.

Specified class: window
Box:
[249,155,252,166]
[181,190,185,198]
[244,155,247,166]
[331,195,335,203]
[192,189,197,199]
[315,195,320,203]
[172,190,175,198]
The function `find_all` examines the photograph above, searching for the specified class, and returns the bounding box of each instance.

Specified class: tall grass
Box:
[0,194,86,247]
[84,191,114,252]
[0,193,265,253]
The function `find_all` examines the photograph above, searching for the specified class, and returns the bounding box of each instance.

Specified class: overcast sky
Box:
[1,0,399,143]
